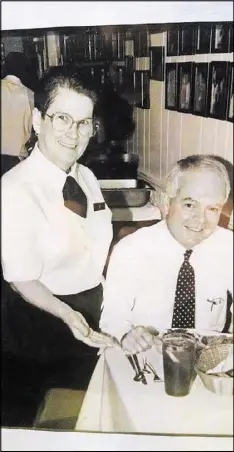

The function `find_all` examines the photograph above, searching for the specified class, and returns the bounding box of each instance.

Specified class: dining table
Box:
[75,345,233,437]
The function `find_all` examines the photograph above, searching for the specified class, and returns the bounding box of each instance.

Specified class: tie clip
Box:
[93,202,105,211]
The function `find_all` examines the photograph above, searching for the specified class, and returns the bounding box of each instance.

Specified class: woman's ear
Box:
[32,108,42,135]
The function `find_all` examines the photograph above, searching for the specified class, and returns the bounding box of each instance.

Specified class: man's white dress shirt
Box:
[100,221,233,340]
[1,145,113,295]
[1,75,34,157]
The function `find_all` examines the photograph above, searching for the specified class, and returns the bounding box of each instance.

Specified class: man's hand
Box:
[64,309,120,349]
[121,325,162,354]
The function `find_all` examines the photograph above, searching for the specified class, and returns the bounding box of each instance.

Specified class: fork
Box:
[143,358,161,381]
[127,354,147,385]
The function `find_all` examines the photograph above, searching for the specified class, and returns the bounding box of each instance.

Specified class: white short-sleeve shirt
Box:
[100,221,233,340]
[1,145,113,295]
[1,75,34,157]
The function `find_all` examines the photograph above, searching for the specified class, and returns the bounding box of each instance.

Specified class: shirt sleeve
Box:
[24,89,34,138]
[1,181,43,282]
[1,83,11,127]
[100,237,139,341]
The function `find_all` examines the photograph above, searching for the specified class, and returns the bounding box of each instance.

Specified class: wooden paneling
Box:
[226,123,233,162]
[200,118,218,155]
[168,111,182,166]
[180,114,201,157]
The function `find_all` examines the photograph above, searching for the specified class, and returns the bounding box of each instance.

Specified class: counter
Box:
[111,201,162,222]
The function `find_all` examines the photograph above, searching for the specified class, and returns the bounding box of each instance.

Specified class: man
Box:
[100,155,233,354]
[1,52,35,176]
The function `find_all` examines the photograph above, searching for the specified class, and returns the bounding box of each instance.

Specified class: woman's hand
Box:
[121,325,162,354]
[64,309,120,349]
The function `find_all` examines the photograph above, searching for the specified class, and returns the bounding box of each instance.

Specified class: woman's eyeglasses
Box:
[46,112,99,137]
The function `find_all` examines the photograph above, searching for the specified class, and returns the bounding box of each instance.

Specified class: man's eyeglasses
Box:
[46,112,99,137]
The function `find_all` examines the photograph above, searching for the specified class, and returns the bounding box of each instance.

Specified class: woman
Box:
[1,66,117,389]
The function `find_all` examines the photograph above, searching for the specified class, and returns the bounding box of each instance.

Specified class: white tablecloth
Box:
[75,347,233,435]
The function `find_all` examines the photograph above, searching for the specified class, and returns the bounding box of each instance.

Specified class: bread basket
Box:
[195,342,233,396]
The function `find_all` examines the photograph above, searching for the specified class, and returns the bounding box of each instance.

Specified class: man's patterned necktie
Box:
[171,249,195,328]
[63,175,87,218]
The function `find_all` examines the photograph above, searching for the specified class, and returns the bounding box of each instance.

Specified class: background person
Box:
[1,52,36,176]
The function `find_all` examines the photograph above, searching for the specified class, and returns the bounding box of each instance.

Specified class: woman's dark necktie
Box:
[171,249,195,328]
[63,175,87,218]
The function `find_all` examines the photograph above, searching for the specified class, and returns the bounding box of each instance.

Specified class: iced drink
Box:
[162,332,196,397]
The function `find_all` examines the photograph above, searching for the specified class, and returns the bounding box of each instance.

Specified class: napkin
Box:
[207,344,233,374]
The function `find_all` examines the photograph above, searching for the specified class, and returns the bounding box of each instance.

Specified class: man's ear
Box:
[161,192,170,219]
[32,108,42,135]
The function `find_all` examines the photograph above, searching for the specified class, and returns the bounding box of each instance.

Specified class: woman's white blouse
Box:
[1,145,113,295]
